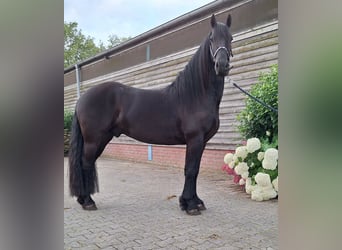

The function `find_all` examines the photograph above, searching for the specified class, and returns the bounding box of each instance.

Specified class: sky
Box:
[64,0,215,46]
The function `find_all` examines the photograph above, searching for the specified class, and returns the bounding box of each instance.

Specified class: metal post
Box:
[146,44,150,61]
[146,44,153,160]
[75,64,81,98]
[148,145,153,161]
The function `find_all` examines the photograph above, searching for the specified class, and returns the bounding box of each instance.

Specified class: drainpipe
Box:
[75,64,81,98]
[146,44,153,161]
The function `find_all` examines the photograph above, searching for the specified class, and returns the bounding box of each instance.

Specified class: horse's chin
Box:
[216,69,229,77]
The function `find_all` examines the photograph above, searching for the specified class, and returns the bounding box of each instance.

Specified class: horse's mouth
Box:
[216,66,231,76]
[220,65,234,76]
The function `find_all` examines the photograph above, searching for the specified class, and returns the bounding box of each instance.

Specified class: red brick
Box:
[102,143,234,170]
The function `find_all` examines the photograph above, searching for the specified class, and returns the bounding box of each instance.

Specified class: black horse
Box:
[69,14,233,215]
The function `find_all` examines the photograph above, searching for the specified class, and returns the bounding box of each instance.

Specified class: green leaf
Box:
[237,64,278,141]
[64,109,74,131]
[64,22,131,68]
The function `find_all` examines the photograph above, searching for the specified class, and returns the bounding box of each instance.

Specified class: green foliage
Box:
[64,22,101,68]
[260,134,278,151]
[245,138,278,183]
[64,109,74,155]
[64,109,74,131]
[237,65,278,142]
[106,34,131,48]
[64,21,132,68]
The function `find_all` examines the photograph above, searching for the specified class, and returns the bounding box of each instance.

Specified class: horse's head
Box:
[209,14,233,76]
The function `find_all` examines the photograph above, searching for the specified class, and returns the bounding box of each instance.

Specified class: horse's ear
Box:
[226,14,232,28]
[211,14,217,28]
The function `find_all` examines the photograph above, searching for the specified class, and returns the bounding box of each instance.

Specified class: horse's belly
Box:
[125,129,185,145]
[123,121,185,145]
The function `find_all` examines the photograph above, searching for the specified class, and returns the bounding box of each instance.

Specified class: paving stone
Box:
[64,157,278,249]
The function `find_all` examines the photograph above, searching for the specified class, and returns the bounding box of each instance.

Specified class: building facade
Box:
[64,0,278,169]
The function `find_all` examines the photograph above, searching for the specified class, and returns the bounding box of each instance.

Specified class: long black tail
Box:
[68,112,99,197]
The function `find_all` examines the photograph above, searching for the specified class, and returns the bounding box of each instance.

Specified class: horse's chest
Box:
[187,110,219,140]
[204,115,219,141]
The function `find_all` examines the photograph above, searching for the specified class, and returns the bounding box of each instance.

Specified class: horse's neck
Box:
[197,41,225,107]
[167,41,225,108]
[207,72,225,109]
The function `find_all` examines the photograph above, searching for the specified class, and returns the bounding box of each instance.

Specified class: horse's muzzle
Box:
[215,61,231,76]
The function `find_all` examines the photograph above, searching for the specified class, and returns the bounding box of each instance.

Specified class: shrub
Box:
[237,65,278,142]
[64,109,74,155]
[64,109,74,132]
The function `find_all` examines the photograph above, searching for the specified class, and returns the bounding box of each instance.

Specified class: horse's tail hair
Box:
[68,111,85,197]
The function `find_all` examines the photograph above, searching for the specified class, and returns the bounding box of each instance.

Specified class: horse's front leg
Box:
[180,137,205,215]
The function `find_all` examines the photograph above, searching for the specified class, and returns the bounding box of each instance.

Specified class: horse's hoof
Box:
[186,208,201,216]
[77,197,84,205]
[197,203,206,211]
[82,203,97,211]
[179,197,187,211]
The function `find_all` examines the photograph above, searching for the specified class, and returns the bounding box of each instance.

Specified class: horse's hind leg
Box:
[77,142,99,210]
[77,132,113,210]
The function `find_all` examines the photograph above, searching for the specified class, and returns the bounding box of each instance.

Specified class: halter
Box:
[209,44,234,72]
[210,46,229,59]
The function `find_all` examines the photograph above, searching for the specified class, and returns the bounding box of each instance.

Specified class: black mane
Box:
[165,35,214,104]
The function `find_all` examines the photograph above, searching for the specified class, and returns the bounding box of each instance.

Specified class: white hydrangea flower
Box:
[251,185,277,201]
[251,186,263,201]
[245,178,255,194]
[257,152,265,161]
[246,138,261,153]
[264,148,278,162]
[228,160,236,168]
[234,162,249,175]
[262,159,277,170]
[255,172,271,187]
[224,153,234,164]
[272,176,278,192]
[233,155,238,162]
[235,146,248,160]
[239,178,245,185]
[241,172,249,179]
[261,186,278,200]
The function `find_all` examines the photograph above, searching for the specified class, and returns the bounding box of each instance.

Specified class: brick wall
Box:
[102,143,234,170]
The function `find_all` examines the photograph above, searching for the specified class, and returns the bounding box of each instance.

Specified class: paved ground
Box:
[64,157,278,250]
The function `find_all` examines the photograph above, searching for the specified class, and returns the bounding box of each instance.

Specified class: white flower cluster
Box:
[223,153,234,164]
[235,146,248,160]
[257,152,264,161]
[223,137,278,202]
[246,137,261,153]
[234,162,249,179]
[223,152,238,168]
[249,173,278,201]
[262,148,278,170]
[272,176,278,192]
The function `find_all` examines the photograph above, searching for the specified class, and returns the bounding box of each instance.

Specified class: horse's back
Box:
[77,81,127,108]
